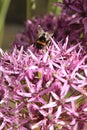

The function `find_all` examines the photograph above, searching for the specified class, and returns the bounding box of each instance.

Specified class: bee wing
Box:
[37,25,54,40]
[38,25,45,36]
[45,32,54,41]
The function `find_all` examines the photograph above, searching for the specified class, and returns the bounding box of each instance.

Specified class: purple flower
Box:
[55,0,87,45]
[13,13,87,52]
[0,36,87,129]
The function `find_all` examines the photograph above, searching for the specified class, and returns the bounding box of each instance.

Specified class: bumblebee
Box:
[35,26,52,49]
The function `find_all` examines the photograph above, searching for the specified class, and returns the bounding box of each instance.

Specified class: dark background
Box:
[6,0,26,24]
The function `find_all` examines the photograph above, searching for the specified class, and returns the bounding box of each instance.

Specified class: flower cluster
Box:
[0,37,87,129]
[55,0,87,43]
[0,0,87,129]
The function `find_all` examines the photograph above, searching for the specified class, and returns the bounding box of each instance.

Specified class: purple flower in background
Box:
[13,12,87,51]
[55,0,87,44]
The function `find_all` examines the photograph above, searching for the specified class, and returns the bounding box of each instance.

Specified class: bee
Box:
[35,25,52,49]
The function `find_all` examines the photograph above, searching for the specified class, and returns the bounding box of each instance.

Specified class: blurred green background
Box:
[0,0,61,50]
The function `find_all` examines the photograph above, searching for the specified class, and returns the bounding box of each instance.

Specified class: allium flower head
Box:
[0,35,87,129]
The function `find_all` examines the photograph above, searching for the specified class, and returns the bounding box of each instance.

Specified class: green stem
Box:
[0,0,11,47]
[26,0,31,18]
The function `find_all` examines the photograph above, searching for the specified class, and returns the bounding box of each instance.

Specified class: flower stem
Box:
[0,0,11,47]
